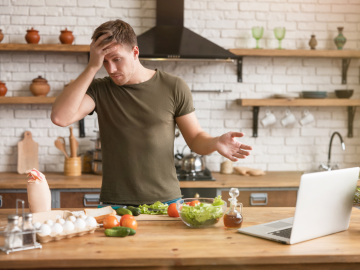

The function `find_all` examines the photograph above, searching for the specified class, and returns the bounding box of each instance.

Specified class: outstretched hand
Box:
[216,132,252,162]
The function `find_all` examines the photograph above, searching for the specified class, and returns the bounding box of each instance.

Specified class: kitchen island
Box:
[1,207,360,269]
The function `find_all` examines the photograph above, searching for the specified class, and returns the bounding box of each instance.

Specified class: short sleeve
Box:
[174,78,195,118]
[86,79,98,115]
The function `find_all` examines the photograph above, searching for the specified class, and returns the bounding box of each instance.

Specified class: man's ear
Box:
[132,46,139,60]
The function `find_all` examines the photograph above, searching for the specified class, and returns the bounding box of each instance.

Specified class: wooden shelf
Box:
[0,43,90,52]
[229,49,360,58]
[237,99,360,107]
[0,97,56,104]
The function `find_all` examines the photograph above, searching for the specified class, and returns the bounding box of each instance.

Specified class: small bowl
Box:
[176,198,227,228]
[335,89,353,99]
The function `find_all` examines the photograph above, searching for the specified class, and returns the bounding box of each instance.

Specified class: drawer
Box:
[60,192,100,208]
[220,189,297,207]
[0,192,29,209]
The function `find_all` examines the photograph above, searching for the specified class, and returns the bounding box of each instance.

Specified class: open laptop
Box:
[238,167,360,245]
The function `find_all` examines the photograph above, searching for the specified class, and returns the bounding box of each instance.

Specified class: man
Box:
[51,20,252,206]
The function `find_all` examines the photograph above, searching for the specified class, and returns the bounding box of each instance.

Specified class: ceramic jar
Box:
[59,28,74,45]
[334,27,346,50]
[25,28,40,44]
[30,76,50,97]
[0,81,7,96]
[0,29,4,43]
[309,35,317,50]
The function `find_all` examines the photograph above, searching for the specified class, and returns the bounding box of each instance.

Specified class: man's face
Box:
[103,44,136,86]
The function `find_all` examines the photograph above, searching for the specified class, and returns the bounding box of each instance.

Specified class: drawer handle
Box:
[0,195,2,208]
[83,194,100,207]
[250,193,268,206]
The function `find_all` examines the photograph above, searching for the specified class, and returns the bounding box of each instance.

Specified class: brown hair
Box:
[91,20,137,50]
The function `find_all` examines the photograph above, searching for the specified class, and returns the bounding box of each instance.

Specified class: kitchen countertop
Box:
[1,207,360,269]
[0,171,308,189]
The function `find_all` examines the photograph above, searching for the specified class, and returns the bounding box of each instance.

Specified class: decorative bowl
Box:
[335,90,353,99]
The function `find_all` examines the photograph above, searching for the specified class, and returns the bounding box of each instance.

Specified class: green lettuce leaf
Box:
[138,201,169,215]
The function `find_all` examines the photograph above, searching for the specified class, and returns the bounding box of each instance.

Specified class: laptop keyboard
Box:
[268,227,292,238]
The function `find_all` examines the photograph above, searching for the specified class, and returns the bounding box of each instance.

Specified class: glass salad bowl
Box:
[176,197,227,228]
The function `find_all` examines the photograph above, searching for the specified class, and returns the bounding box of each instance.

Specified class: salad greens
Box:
[138,201,169,215]
[354,187,360,204]
[180,195,225,227]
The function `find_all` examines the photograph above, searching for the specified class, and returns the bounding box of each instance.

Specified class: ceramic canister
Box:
[29,76,50,97]
[0,29,4,43]
[59,28,74,45]
[25,27,40,44]
[0,80,7,96]
[334,27,346,50]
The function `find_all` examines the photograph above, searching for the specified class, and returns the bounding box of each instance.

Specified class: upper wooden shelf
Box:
[0,97,56,104]
[0,43,90,52]
[229,49,360,58]
[237,98,360,107]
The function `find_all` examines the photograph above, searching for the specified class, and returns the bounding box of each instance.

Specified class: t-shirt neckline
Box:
[112,69,158,88]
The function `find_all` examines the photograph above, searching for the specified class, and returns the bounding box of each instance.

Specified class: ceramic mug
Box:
[300,110,315,126]
[281,109,296,127]
[261,110,276,127]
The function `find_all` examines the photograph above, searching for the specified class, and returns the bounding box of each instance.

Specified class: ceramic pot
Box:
[29,76,50,97]
[0,29,4,43]
[334,27,346,50]
[309,35,317,50]
[25,27,40,44]
[59,28,74,45]
[0,81,7,96]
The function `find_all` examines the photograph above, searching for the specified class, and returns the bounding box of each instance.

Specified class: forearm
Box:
[188,131,219,155]
[51,66,97,126]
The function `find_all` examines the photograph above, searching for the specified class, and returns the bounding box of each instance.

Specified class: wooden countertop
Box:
[1,207,360,269]
[0,172,307,189]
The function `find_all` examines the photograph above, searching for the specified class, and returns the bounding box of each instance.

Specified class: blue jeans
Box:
[162,197,181,205]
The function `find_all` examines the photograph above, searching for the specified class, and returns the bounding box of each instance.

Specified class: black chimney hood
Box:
[137,0,242,81]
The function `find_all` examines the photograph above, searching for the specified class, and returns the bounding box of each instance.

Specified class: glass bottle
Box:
[22,213,35,246]
[4,215,23,249]
[224,188,243,229]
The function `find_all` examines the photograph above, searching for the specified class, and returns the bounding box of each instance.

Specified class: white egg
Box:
[67,216,76,223]
[59,218,65,225]
[74,218,86,229]
[40,224,52,236]
[63,220,75,231]
[85,216,97,227]
[33,222,42,230]
[45,219,54,226]
[51,223,63,234]
[79,214,87,220]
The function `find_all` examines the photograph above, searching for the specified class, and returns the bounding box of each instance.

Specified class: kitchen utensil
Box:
[309,35,317,50]
[69,126,78,157]
[54,137,69,158]
[261,110,276,127]
[274,27,286,49]
[64,157,82,176]
[335,90,353,99]
[181,148,206,173]
[92,161,102,175]
[25,27,40,44]
[252,26,264,49]
[300,110,315,126]
[334,27,346,50]
[281,109,296,127]
[93,150,102,161]
[29,76,50,97]
[17,131,39,174]
[59,28,74,44]
[0,80,7,96]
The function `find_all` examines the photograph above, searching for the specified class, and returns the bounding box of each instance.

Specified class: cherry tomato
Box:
[120,214,135,226]
[103,216,119,229]
[122,218,138,230]
[185,202,191,205]
[167,203,180,217]
[190,200,200,207]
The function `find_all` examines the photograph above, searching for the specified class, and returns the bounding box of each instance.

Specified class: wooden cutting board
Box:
[134,215,181,221]
[17,131,39,174]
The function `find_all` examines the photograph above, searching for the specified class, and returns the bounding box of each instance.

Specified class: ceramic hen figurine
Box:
[26,168,51,213]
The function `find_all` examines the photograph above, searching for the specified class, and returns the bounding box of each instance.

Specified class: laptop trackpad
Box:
[265,222,292,229]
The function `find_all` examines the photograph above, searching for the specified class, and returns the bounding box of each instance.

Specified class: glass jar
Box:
[4,215,23,249]
[224,188,243,229]
[22,213,35,246]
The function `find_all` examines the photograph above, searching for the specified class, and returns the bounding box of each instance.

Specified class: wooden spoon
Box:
[54,137,69,158]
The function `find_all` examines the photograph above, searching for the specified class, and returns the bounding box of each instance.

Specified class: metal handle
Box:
[0,195,2,208]
[250,193,268,206]
[83,194,100,207]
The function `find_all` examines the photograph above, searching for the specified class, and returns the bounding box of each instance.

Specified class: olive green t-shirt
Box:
[86,70,195,205]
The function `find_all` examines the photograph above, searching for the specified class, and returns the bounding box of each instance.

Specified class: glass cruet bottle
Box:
[224,188,243,229]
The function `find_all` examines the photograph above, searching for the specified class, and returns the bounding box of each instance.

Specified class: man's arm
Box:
[51,33,117,127]
[176,112,252,162]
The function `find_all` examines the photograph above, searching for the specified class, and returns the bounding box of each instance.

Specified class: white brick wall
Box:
[0,0,359,172]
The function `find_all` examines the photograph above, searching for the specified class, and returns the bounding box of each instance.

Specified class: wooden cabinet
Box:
[220,189,298,207]
[59,191,100,208]
[0,192,29,209]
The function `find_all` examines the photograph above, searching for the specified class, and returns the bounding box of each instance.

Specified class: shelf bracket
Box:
[342,58,351,84]
[348,106,356,138]
[237,57,243,83]
[252,106,260,137]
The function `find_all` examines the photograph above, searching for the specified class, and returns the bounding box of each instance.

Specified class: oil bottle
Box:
[223,188,243,229]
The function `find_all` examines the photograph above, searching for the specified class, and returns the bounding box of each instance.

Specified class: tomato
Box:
[120,214,135,226]
[185,202,191,205]
[189,200,200,207]
[167,203,180,217]
[103,216,119,229]
[122,218,138,230]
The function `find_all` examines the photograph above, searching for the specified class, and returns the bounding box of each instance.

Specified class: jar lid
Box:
[27,27,38,32]
[32,76,48,83]
[7,215,19,220]
[24,213,33,219]
[61,28,72,33]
